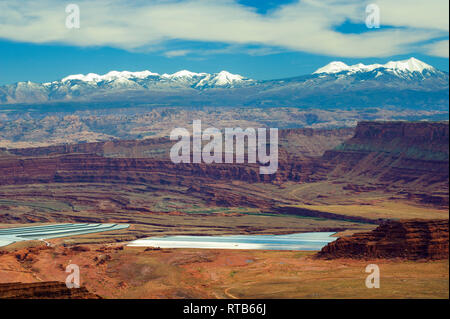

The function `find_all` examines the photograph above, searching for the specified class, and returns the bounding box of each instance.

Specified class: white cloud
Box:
[164,49,191,57]
[373,0,449,31]
[424,40,449,58]
[0,0,447,58]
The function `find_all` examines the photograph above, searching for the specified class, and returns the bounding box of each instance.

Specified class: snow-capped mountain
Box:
[2,69,253,104]
[195,71,247,88]
[162,70,206,79]
[53,69,253,89]
[313,57,437,78]
[61,70,160,82]
[0,58,447,110]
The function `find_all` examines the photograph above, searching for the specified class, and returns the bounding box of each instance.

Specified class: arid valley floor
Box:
[0,120,448,299]
[0,243,448,299]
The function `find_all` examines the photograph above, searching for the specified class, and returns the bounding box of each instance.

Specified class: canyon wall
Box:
[0,122,448,202]
[320,121,449,205]
[0,153,319,186]
[0,281,101,299]
[317,219,449,260]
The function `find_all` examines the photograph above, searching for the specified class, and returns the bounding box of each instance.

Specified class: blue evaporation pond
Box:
[128,232,337,251]
[0,223,129,247]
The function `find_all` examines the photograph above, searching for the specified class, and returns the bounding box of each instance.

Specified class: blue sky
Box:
[0,0,448,85]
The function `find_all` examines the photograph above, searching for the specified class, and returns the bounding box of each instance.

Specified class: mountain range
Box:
[0,57,448,110]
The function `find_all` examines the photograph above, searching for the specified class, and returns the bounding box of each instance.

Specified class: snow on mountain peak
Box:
[313,61,350,74]
[62,73,102,82]
[164,70,206,78]
[383,57,434,73]
[214,71,244,85]
[62,70,159,82]
[56,68,253,91]
[193,70,247,88]
[313,57,435,75]
[60,69,249,87]
[313,61,383,74]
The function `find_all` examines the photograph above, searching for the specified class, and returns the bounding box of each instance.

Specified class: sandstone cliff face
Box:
[0,281,101,299]
[6,127,354,159]
[0,153,313,186]
[317,219,449,260]
[324,121,448,164]
[321,121,449,205]
[0,122,448,205]
[0,129,326,186]
[352,121,449,149]
[6,137,173,159]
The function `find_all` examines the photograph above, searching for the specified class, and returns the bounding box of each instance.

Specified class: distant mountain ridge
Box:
[0,57,448,110]
[313,57,436,75]
[57,69,253,88]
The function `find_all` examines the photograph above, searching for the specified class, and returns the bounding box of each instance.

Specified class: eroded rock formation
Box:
[0,281,101,299]
[321,121,449,206]
[317,219,449,260]
[0,122,448,209]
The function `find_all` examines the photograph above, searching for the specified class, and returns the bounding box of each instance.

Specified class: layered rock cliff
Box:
[0,152,317,186]
[321,121,449,205]
[0,122,447,206]
[317,219,449,260]
[0,281,101,299]
[4,127,354,159]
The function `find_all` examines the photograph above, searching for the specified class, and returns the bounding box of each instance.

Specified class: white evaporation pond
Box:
[0,223,129,247]
[128,232,337,251]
